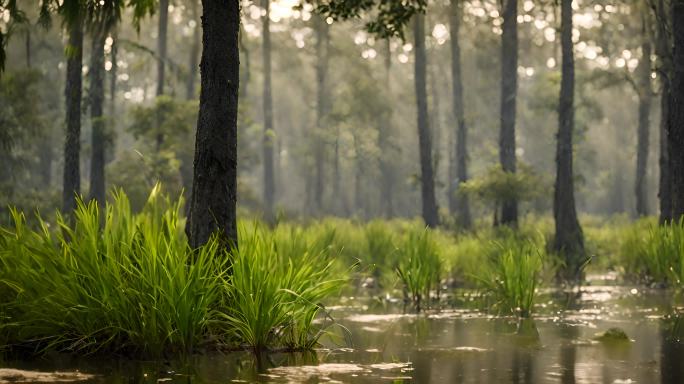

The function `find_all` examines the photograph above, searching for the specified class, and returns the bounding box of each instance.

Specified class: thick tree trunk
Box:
[314,16,330,215]
[186,0,240,249]
[262,0,275,222]
[554,0,585,281]
[62,18,84,214]
[449,0,472,229]
[414,14,439,228]
[671,0,684,219]
[499,0,518,226]
[187,0,201,100]
[655,0,672,224]
[635,21,652,217]
[25,29,31,69]
[378,39,395,218]
[156,0,169,149]
[89,28,107,205]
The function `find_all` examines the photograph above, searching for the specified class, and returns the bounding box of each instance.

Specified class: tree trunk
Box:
[314,15,330,215]
[156,0,169,148]
[187,0,201,100]
[186,0,240,249]
[449,0,472,229]
[108,30,117,164]
[554,0,585,281]
[499,0,518,226]
[414,14,439,228]
[25,29,31,69]
[671,0,684,220]
[656,0,673,223]
[261,0,275,222]
[89,28,107,205]
[62,17,84,215]
[378,38,395,218]
[635,17,652,217]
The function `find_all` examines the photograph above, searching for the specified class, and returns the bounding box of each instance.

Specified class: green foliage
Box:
[621,219,684,286]
[460,164,548,207]
[395,229,442,311]
[0,186,229,356]
[474,236,543,318]
[219,225,346,350]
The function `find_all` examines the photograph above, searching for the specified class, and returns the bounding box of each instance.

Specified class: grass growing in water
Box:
[395,229,442,311]
[475,236,543,317]
[0,188,348,356]
[621,219,684,286]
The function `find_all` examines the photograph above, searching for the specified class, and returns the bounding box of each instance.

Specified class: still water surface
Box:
[2,283,683,383]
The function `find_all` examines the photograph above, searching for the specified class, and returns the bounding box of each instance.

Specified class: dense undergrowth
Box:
[1,188,683,357]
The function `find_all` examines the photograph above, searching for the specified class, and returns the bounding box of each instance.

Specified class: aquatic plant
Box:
[0,186,229,356]
[621,219,684,286]
[395,229,442,311]
[475,237,543,317]
[219,225,347,350]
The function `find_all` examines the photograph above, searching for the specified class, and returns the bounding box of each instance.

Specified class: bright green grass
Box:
[620,219,684,286]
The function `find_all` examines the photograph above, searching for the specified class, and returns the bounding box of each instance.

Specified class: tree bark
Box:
[62,17,84,215]
[656,0,673,223]
[187,0,201,100]
[89,28,107,205]
[554,0,585,281]
[314,15,330,215]
[671,0,684,220]
[414,14,439,228]
[449,0,472,229]
[25,29,31,69]
[156,0,169,148]
[499,0,518,226]
[378,38,395,218]
[635,16,652,217]
[261,0,275,222]
[186,0,240,249]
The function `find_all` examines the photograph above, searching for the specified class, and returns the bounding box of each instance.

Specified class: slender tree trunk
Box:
[25,29,31,69]
[429,57,442,185]
[635,17,652,217]
[107,29,118,164]
[187,0,201,100]
[670,0,684,219]
[378,38,395,218]
[554,0,585,281]
[499,0,518,226]
[89,28,107,205]
[262,0,275,222]
[314,16,330,215]
[414,14,439,228]
[449,0,472,229]
[656,0,673,223]
[186,0,240,249]
[156,0,169,148]
[62,17,84,215]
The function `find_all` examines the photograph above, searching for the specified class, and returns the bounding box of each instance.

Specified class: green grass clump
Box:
[621,220,684,286]
[395,229,442,311]
[219,225,347,351]
[475,237,543,318]
[0,187,229,356]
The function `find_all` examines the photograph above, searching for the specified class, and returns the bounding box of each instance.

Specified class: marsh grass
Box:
[0,187,229,356]
[0,188,349,356]
[395,229,442,311]
[621,219,684,286]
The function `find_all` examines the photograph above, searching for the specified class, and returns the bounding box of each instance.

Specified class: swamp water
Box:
[2,280,683,384]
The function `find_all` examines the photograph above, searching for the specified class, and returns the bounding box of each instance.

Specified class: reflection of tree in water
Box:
[661,314,684,384]
[511,318,538,384]
[559,324,578,384]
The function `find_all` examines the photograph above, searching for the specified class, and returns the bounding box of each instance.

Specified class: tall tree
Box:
[654,0,673,223]
[448,0,471,229]
[378,38,395,218]
[414,13,439,227]
[261,0,275,221]
[314,15,330,215]
[186,0,200,100]
[186,0,240,249]
[670,0,684,219]
[88,25,107,204]
[635,13,653,217]
[499,0,518,226]
[554,0,584,280]
[62,6,84,215]
[156,0,168,148]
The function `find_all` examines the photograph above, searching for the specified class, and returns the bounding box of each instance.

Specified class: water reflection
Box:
[1,290,683,384]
